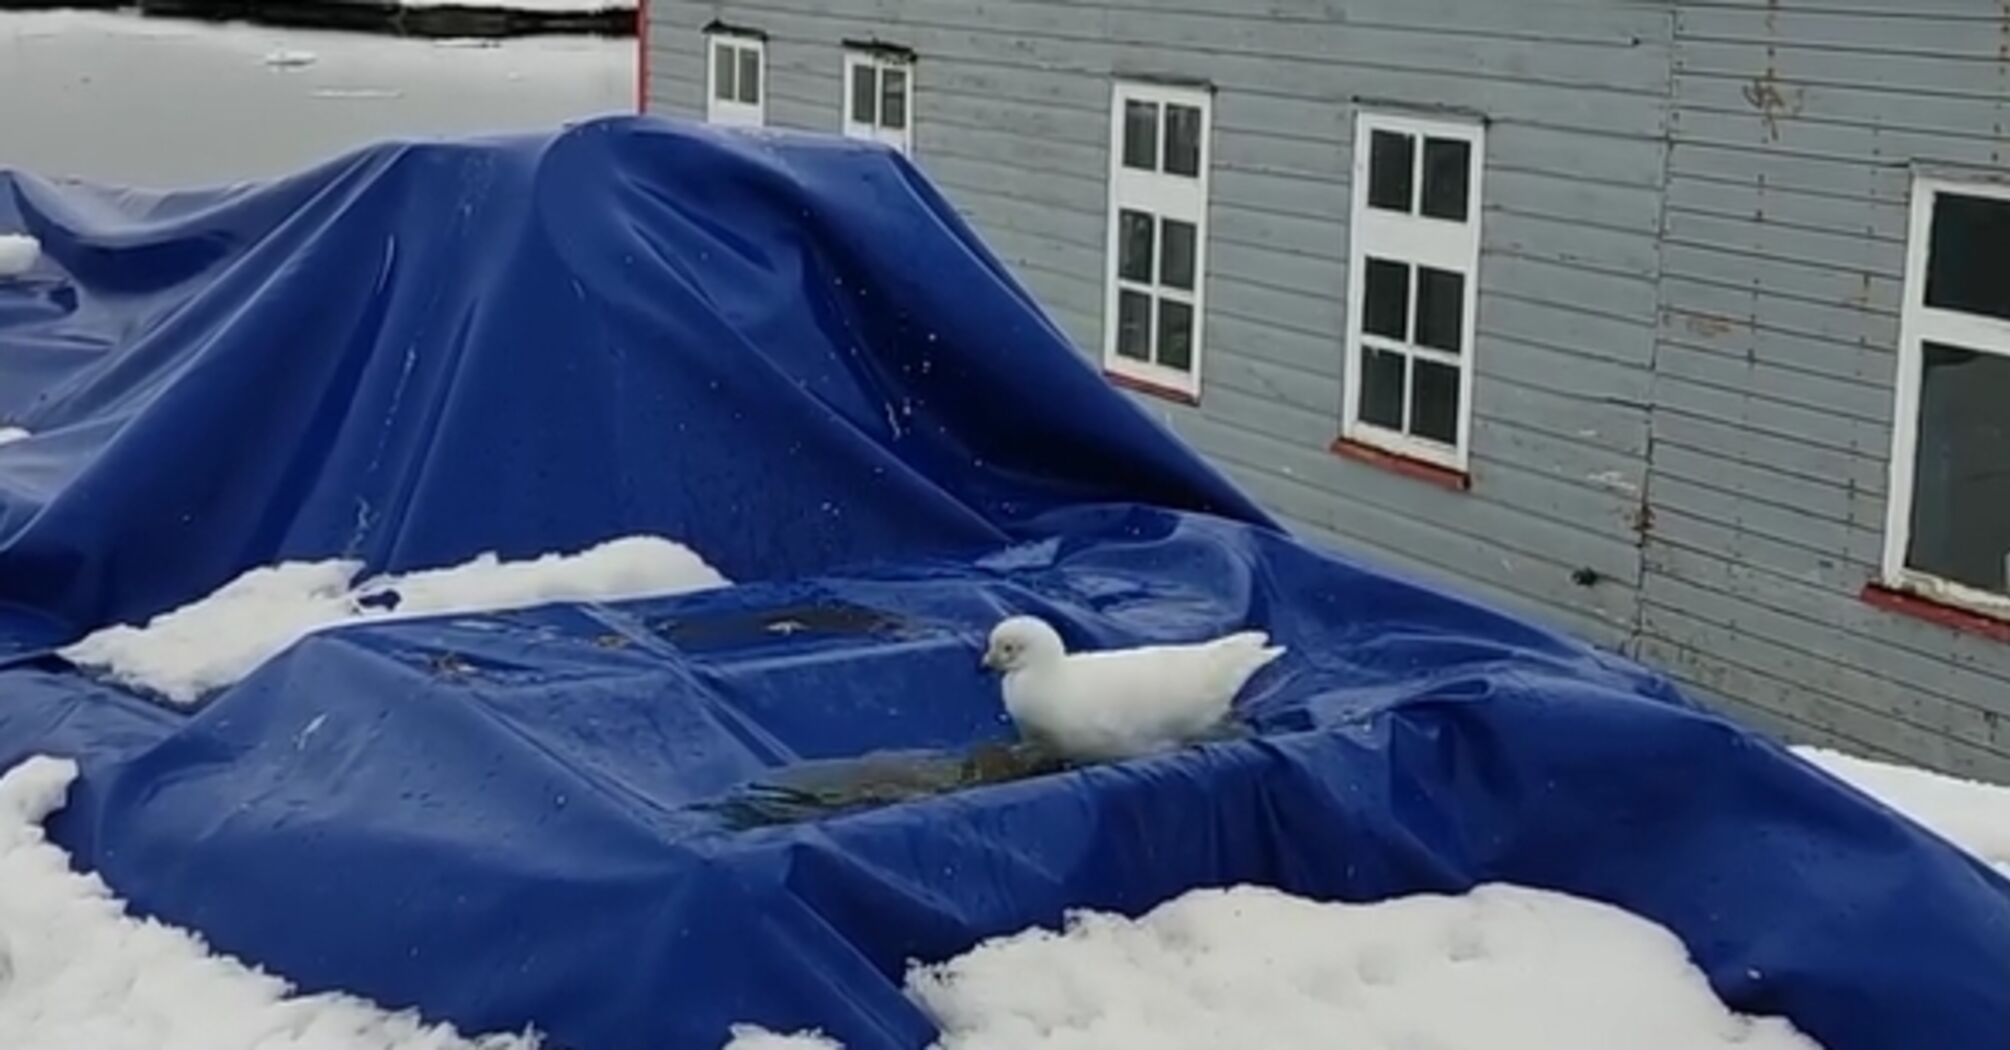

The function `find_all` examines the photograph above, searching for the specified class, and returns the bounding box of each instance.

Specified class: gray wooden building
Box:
[641,0,2010,781]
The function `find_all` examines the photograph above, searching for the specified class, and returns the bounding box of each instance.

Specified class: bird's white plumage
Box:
[982,616,1284,762]
[0,234,40,278]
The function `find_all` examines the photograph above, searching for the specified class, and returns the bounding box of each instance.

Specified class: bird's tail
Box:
[1221,631,1287,669]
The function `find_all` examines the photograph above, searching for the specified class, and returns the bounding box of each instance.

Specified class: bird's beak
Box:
[979,649,999,671]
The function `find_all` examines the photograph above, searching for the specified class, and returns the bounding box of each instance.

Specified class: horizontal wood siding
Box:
[1649,0,2010,779]
[650,0,1672,650]
[646,0,2010,778]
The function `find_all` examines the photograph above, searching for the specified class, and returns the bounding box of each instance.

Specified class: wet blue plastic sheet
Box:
[2,510,2006,1050]
[1,121,2006,1050]
[0,117,1263,640]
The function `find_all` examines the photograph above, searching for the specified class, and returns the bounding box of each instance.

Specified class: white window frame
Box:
[1102,81,1213,399]
[704,31,766,128]
[1341,110,1485,472]
[1880,174,2010,618]
[842,50,914,154]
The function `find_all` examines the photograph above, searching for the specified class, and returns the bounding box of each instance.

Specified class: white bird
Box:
[0,234,39,278]
[980,615,1285,762]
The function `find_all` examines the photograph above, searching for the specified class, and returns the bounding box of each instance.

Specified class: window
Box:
[1342,111,1485,471]
[705,31,765,127]
[1882,177,2010,616]
[1104,81,1211,399]
[843,50,913,153]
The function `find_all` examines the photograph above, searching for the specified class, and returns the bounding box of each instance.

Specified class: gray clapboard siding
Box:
[1633,631,2010,780]
[1641,569,2010,748]
[1665,175,1912,242]
[1656,303,1897,390]
[1644,0,2010,778]
[1653,343,1892,423]
[651,0,2010,779]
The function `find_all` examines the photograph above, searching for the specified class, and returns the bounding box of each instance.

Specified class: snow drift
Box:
[901,884,1822,1050]
[1797,747,2010,876]
[61,536,727,703]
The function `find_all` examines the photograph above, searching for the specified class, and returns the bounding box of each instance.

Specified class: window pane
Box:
[737,48,761,105]
[1164,103,1203,178]
[1116,290,1152,361]
[1905,341,2010,594]
[1410,358,1460,444]
[1160,218,1197,291]
[1362,257,1409,341]
[1368,129,1415,212]
[713,43,735,101]
[1158,299,1195,372]
[1118,210,1156,284]
[882,67,908,130]
[1421,137,1472,222]
[1359,345,1406,430]
[1926,192,2010,322]
[1415,266,1465,353]
[1123,100,1159,171]
[851,63,877,125]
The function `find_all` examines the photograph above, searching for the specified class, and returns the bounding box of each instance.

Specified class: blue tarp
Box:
[0,117,2004,1050]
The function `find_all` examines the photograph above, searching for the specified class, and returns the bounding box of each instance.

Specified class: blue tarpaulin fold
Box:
[0,118,2004,1050]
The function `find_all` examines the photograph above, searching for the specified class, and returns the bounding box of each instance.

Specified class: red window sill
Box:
[1861,583,2010,644]
[1330,437,1471,492]
[1105,370,1200,406]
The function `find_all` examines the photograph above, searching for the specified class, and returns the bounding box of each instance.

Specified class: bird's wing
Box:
[1061,644,1246,732]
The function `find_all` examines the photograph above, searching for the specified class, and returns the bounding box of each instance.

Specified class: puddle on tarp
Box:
[699,720,1257,830]
[653,601,929,653]
[700,740,1070,829]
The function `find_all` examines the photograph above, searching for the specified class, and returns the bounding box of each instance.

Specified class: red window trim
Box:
[1861,583,2010,644]
[1331,436,1471,492]
[1105,370,1200,407]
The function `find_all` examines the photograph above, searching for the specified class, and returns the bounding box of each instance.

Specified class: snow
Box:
[262,48,320,68]
[749,884,1822,1050]
[60,535,728,704]
[0,754,541,1050]
[0,234,39,277]
[723,1026,845,1050]
[1795,745,2010,876]
[0,427,29,446]
[0,11,632,188]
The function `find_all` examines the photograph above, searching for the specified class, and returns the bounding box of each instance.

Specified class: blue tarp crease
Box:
[0,117,2003,1050]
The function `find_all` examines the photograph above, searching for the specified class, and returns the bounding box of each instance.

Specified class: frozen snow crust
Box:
[0,120,2004,1050]
[61,536,728,703]
[1797,747,2010,877]
[746,883,1828,1050]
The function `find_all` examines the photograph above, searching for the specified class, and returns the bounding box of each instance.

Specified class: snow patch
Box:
[1796,745,2010,876]
[61,535,728,704]
[724,1026,846,1050]
[0,755,541,1050]
[311,88,406,101]
[0,427,30,446]
[747,884,1823,1050]
[2,12,633,189]
[261,48,319,68]
[0,234,40,277]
